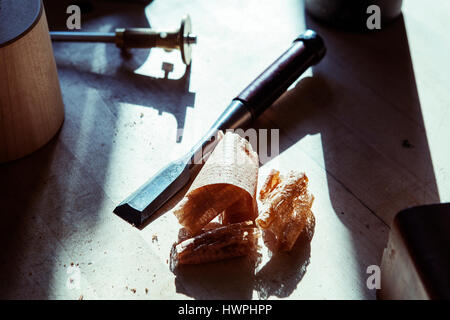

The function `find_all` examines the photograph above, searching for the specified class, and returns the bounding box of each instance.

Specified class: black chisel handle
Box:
[207,29,326,136]
[235,29,326,120]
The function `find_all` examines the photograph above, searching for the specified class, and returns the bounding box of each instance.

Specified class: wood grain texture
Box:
[0,9,64,163]
[0,0,447,299]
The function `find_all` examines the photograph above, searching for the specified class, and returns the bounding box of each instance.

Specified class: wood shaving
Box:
[170,221,259,269]
[173,132,259,235]
[256,169,315,252]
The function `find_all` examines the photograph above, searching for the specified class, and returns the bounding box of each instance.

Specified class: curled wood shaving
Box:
[173,132,259,235]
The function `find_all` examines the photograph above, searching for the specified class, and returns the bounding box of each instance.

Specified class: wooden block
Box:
[0,1,64,163]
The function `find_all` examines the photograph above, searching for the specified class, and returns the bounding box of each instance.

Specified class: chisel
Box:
[113,29,326,228]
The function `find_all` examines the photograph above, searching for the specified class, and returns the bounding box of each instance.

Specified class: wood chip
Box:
[170,221,259,269]
[256,169,315,252]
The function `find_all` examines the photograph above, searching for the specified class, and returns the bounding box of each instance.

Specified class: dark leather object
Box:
[380,203,450,299]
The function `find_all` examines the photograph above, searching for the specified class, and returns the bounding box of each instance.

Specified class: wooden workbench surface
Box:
[1,0,449,299]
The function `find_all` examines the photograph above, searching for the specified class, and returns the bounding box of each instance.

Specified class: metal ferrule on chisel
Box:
[113,29,326,228]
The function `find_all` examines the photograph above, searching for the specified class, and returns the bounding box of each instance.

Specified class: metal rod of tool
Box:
[49,15,196,65]
[113,29,326,228]
[50,31,116,42]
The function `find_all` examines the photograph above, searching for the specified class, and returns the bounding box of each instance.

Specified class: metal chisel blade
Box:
[113,156,192,228]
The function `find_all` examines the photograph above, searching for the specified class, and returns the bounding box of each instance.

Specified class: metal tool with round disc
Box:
[179,15,195,65]
[50,14,197,65]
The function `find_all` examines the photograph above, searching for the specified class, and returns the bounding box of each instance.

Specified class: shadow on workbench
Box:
[173,230,312,300]
[55,64,195,142]
[44,0,155,30]
[0,141,59,298]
